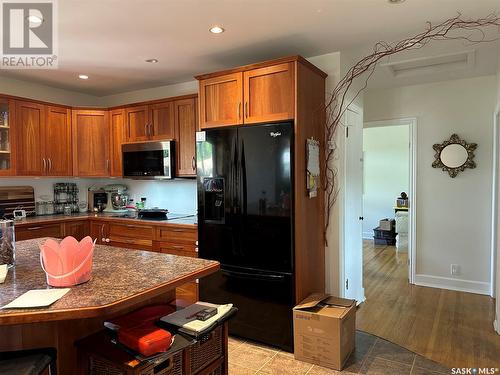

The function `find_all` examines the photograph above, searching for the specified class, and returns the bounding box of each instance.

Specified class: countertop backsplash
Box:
[0,177,197,215]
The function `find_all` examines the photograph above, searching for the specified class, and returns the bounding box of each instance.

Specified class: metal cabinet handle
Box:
[191,156,196,171]
[100,224,105,243]
[149,123,153,137]
[48,158,52,172]
[195,240,199,245]
[105,238,110,243]
[144,123,148,136]
[106,159,110,173]
[245,102,248,118]
[171,245,184,249]
[27,226,43,231]
[237,102,241,120]
[42,158,46,173]
[195,247,199,252]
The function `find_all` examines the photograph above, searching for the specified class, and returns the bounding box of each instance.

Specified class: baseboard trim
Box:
[362,232,373,240]
[414,274,490,295]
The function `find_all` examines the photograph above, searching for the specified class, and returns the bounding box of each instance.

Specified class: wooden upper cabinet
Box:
[109,109,125,177]
[175,98,197,177]
[0,97,16,176]
[151,101,175,140]
[44,106,72,176]
[15,100,45,176]
[72,110,110,177]
[243,62,295,124]
[125,105,150,142]
[199,72,243,129]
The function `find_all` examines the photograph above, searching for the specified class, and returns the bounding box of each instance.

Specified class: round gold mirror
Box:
[432,134,477,178]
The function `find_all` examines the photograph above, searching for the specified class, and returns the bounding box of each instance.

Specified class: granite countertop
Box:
[0,238,218,325]
[13,212,198,227]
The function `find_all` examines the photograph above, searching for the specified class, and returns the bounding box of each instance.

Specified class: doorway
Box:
[342,116,417,300]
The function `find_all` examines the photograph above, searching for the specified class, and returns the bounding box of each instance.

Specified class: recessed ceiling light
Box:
[78,74,89,80]
[26,15,43,24]
[209,25,225,34]
[388,0,405,3]
[145,58,159,63]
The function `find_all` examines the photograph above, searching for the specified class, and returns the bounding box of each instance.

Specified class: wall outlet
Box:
[451,264,461,276]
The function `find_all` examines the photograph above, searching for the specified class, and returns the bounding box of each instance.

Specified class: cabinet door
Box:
[72,110,110,177]
[109,109,125,177]
[0,98,15,176]
[64,221,90,241]
[15,100,45,175]
[90,221,107,245]
[175,98,197,177]
[243,62,295,124]
[199,72,243,129]
[44,106,72,176]
[125,105,150,142]
[150,101,175,140]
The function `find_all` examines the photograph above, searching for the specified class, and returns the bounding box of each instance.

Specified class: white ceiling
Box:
[1,0,499,96]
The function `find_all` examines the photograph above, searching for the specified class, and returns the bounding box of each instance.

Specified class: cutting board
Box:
[0,186,35,218]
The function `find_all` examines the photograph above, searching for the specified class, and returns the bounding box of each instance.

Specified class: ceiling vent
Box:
[381,50,475,78]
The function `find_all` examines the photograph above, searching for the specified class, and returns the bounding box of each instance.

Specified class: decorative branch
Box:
[324,13,500,238]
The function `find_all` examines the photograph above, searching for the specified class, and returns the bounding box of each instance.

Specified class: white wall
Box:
[0,177,197,214]
[307,52,342,295]
[0,76,100,107]
[100,81,198,107]
[362,125,409,238]
[365,75,496,295]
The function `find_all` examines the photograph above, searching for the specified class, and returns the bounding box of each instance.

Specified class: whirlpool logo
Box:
[1,0,58,69]
[270,132,282,138]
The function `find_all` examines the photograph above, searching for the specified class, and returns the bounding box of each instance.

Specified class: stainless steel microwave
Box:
[122,141,174,179]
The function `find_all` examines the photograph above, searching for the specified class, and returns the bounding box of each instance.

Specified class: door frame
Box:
[362,117,417,284]
[492,104,500,334]
[340,105,366,303]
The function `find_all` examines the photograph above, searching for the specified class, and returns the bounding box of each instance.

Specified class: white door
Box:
[343,107,365,303]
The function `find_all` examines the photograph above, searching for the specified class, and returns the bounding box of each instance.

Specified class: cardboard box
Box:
[379,219,395,231]
[293,293,356,371]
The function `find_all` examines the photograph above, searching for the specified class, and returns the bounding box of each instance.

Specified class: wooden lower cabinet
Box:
[16,223,63,241]
[63,220,89,241]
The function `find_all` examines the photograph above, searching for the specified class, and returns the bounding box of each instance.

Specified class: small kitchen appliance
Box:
[103,184,129,213]
[122,141,174,180]
[88,189,108,212]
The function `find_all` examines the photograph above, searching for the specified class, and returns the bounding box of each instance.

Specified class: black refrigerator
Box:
[196,122,295,351]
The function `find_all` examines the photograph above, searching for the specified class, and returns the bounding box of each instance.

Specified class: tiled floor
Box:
[228,331,451,374]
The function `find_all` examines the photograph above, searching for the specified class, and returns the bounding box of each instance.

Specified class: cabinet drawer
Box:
[154,241,197,257]
[108,239,153,251]
[155,226,197,244]
[16,223,63,241]
[108,223,154,239]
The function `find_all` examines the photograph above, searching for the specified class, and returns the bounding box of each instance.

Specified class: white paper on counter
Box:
[0,264,7,284]
[2,288,70,309]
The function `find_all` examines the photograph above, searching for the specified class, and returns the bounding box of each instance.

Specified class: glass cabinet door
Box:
[0,98,13,174]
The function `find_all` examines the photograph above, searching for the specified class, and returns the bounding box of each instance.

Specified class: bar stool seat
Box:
[0,348,56,375]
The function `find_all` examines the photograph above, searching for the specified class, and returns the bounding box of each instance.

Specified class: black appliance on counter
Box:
[197,122,294,351]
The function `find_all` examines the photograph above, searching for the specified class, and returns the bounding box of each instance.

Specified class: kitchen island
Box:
[0,238,219,373]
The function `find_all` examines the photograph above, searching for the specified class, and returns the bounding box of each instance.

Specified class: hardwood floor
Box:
[357,240,500,369]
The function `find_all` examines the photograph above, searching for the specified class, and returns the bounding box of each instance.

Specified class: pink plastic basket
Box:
[39,236,95,287]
